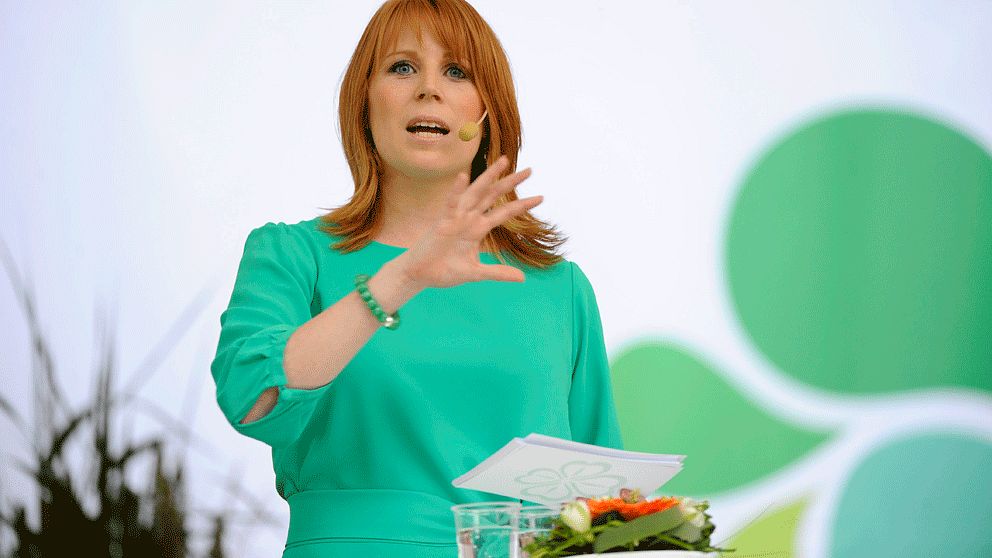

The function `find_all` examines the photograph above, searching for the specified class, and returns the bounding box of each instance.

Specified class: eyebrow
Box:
[383,49,456,60]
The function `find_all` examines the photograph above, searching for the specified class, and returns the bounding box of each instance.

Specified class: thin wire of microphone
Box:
[458,110,488,141]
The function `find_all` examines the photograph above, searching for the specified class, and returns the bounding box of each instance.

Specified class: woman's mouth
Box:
[406,124,450,139]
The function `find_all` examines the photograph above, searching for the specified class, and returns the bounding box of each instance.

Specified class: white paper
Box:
[451,433,685,507]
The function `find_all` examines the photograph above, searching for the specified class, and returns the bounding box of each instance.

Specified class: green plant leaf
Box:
[0,393,27,432]
[593,508,684,553]
[39,408,93,467]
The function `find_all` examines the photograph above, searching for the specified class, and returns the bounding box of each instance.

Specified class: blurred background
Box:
[1,1,990,556]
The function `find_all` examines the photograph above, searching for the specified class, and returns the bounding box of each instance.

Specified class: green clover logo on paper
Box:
[516,460,627,501]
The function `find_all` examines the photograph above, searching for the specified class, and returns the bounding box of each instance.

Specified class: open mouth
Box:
[406,124,450,138]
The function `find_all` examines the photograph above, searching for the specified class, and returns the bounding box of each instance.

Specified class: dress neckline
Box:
[368,238,499,258]
[368,239,410,251]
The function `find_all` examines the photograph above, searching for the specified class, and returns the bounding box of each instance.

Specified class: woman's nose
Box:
[417,89,441,101]
[416,75,442,101]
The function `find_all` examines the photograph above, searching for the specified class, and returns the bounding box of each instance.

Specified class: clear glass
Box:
[451,501,522,558]
[518,505,561,558]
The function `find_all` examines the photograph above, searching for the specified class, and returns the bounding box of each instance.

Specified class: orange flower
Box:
[586,495,680,521]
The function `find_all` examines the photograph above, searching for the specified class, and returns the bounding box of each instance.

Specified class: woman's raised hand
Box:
[399,156,542,288]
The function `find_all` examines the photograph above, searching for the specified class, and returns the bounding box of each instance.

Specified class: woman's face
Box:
[368,29,485,182]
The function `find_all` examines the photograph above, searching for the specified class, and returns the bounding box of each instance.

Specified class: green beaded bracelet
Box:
[354,274,400,330]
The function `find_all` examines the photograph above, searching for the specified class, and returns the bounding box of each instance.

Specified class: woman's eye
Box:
[387,61,469,80]
[389,61,414,75]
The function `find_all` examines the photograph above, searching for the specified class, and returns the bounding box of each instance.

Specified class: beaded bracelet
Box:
[354,274,400,330]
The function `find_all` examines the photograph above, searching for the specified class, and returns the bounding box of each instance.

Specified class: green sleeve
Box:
[568,262,624,450]
[210,223,332,448]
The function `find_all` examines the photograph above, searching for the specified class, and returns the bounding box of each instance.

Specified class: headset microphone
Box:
[458,110,488,141]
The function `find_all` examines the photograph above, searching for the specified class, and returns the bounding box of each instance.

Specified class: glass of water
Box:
[451,501,522,558]
[518,505,561,558]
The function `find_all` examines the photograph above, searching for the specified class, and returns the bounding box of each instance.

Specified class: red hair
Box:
[319,0,566,268]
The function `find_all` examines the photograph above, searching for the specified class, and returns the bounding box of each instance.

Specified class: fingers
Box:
[477,263,525,283]
[483,194,544,228]
[447,171,471,210]
[449,155,540,244]
[460,155,515,209]
[477,167,532,214]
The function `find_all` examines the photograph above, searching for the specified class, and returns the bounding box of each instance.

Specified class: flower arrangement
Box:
[521,489,731,557]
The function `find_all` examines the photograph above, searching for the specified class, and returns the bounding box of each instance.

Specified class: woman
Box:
[210,0,623,556]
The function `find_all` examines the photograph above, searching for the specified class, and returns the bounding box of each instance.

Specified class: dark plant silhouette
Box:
[0,238,278,557]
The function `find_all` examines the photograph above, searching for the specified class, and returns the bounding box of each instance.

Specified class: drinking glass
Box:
[518,505,561,558]
[451,501,522,558]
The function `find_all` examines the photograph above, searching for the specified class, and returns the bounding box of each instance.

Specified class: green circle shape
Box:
[726,109,992,394]
[830,432,992,557]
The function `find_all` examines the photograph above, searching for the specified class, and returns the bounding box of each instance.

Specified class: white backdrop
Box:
[2,1,990,556]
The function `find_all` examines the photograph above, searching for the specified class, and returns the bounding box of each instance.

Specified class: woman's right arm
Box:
[239,254,424,423]
[210,222,426,449]
[213,156,540,448]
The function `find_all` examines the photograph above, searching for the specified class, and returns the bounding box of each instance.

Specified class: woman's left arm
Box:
[567,261,624,450]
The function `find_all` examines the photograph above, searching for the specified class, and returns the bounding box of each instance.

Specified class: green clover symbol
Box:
[516,460,627,501]
[611,109,992,556]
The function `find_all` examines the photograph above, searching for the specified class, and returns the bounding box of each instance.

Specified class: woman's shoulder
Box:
[240,216,332,263]
[547,257,598,298]
[247,215,335,241]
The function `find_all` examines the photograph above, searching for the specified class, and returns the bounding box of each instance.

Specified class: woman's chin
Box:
[394,158,471,181]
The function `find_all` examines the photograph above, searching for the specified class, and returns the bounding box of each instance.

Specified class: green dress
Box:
[210,217,623,557]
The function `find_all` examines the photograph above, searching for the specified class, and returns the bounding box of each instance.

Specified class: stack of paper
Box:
[451,433,685,508]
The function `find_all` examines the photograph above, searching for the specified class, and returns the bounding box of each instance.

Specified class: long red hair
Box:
[319,0,567,268]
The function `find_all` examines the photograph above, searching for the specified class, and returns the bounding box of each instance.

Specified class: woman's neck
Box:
[375,169,461,247]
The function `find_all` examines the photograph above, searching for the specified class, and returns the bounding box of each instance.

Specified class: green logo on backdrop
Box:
[611,109,992,557]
